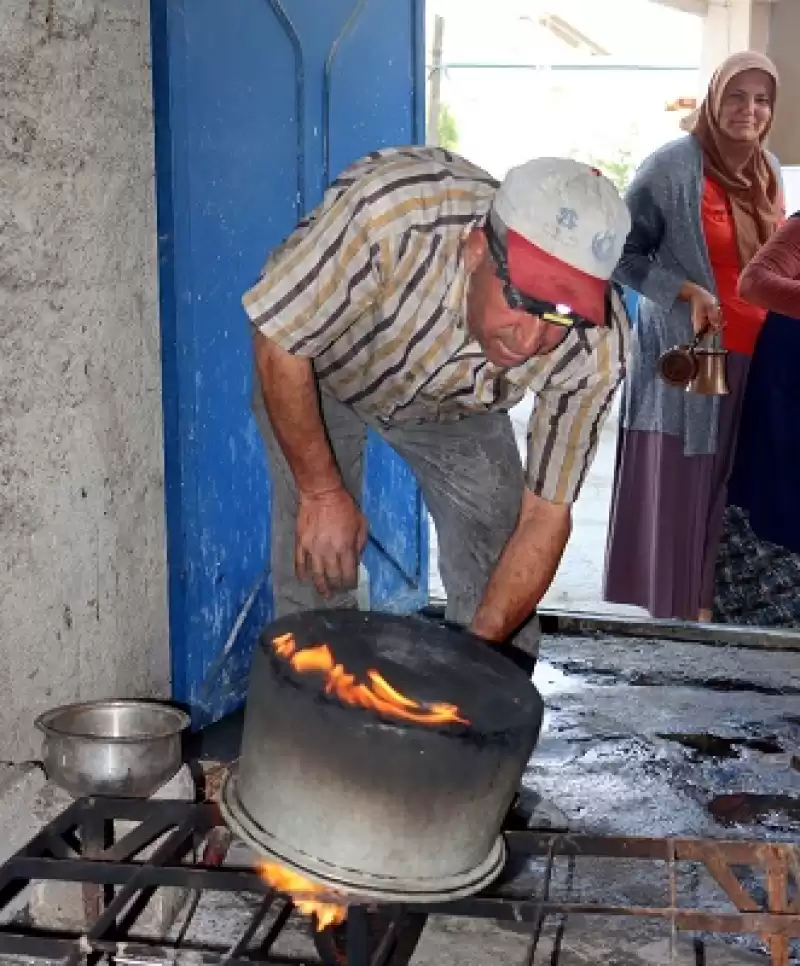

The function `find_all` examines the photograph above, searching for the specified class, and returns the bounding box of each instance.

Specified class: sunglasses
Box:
[483,219,595,329]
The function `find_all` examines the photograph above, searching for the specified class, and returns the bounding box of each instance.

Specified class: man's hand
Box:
[296,487,368,599]
[469,489,571,643]
[253,333,369,598]
[680,281,722,335]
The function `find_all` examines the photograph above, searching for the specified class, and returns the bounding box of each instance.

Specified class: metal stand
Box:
[0,798,796,966]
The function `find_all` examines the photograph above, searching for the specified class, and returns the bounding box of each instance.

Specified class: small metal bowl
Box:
[35,700,191,799]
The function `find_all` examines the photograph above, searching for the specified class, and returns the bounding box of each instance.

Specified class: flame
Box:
[271,634,469,726]
[256,861,346,930]
[273,632,296,659]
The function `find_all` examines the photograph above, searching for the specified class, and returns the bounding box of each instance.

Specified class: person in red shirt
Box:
[713,213,800,626]
[701,178,771,357]
[604,51,784,623]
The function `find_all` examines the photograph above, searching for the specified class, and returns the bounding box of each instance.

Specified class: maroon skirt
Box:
[603,353,749,621]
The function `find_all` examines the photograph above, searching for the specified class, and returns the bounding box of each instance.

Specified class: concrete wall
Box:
[767,0,800,165]
[698,0,756,92]
[691,0,779,93]
[690,0,800,163]
[0,0,170,759]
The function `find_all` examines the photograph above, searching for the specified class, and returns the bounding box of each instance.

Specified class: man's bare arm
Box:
[469,489,571,642]
[253,331,367,596]
[253,331,342,495]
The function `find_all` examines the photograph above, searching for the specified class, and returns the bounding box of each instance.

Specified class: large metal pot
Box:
[36,700,190,798]
[221,610,543,903]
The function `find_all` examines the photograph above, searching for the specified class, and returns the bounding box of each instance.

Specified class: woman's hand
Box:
[679,282,722,335]
[689,289,722,336]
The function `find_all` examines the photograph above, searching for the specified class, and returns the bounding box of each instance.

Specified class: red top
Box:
[738,215,800,319]
[701,177,767,356]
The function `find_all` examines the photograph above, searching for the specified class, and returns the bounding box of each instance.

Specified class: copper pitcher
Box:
[657,327,729,396]
[688,346,729,395]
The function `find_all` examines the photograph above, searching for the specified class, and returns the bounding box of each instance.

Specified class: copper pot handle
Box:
[690,322,711,349]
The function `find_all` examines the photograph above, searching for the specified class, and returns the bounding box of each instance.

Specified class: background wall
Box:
[0,0,170,759]
[767,0,800,166]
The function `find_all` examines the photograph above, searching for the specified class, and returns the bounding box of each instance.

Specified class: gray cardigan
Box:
[613,135,781,456]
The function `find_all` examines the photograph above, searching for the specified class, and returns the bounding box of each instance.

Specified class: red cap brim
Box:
[506,228,607,326]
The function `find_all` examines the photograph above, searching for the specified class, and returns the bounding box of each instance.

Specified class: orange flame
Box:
[271,633,469,726]
[256,861,346,930]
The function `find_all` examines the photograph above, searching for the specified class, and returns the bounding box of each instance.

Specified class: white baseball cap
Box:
[491,157,630,326]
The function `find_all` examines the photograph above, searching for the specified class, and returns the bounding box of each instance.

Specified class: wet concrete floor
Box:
[174,632,800,966]
[528,634,799,841]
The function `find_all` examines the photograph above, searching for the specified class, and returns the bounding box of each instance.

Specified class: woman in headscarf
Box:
[603,52,783,622]
[713,212,800,626]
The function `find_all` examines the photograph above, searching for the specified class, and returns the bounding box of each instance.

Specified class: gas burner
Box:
[0,796,798,966]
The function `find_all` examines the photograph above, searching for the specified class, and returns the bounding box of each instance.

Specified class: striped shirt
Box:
[243,147,629,504]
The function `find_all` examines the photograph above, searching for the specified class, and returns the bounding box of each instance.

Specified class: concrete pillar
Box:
[766,0,800,164]
[0,0,171,760]
[749,0,773,54]
[699,0,756,92]
[695,0,800,165]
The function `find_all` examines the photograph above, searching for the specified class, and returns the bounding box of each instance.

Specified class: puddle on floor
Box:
[708,792,800,832]
[657,733,785,759]
[545,659,800,696]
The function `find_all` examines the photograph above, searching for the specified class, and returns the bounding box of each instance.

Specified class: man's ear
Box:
[463,227,489,275]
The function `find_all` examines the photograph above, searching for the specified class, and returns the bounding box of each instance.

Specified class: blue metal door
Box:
[150,0,428,726]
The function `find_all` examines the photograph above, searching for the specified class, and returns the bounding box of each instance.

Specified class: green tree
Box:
[438,104,459,152]
[589,147,636,195]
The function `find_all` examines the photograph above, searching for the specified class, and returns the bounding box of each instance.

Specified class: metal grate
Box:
[0,797,798,966]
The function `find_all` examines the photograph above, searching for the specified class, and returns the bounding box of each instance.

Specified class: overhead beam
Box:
[649,0,709,17]
[650,0,780,15]
[538,13,610,56]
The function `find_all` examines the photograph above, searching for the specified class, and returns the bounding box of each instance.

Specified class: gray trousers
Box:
[252,389,540,660]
